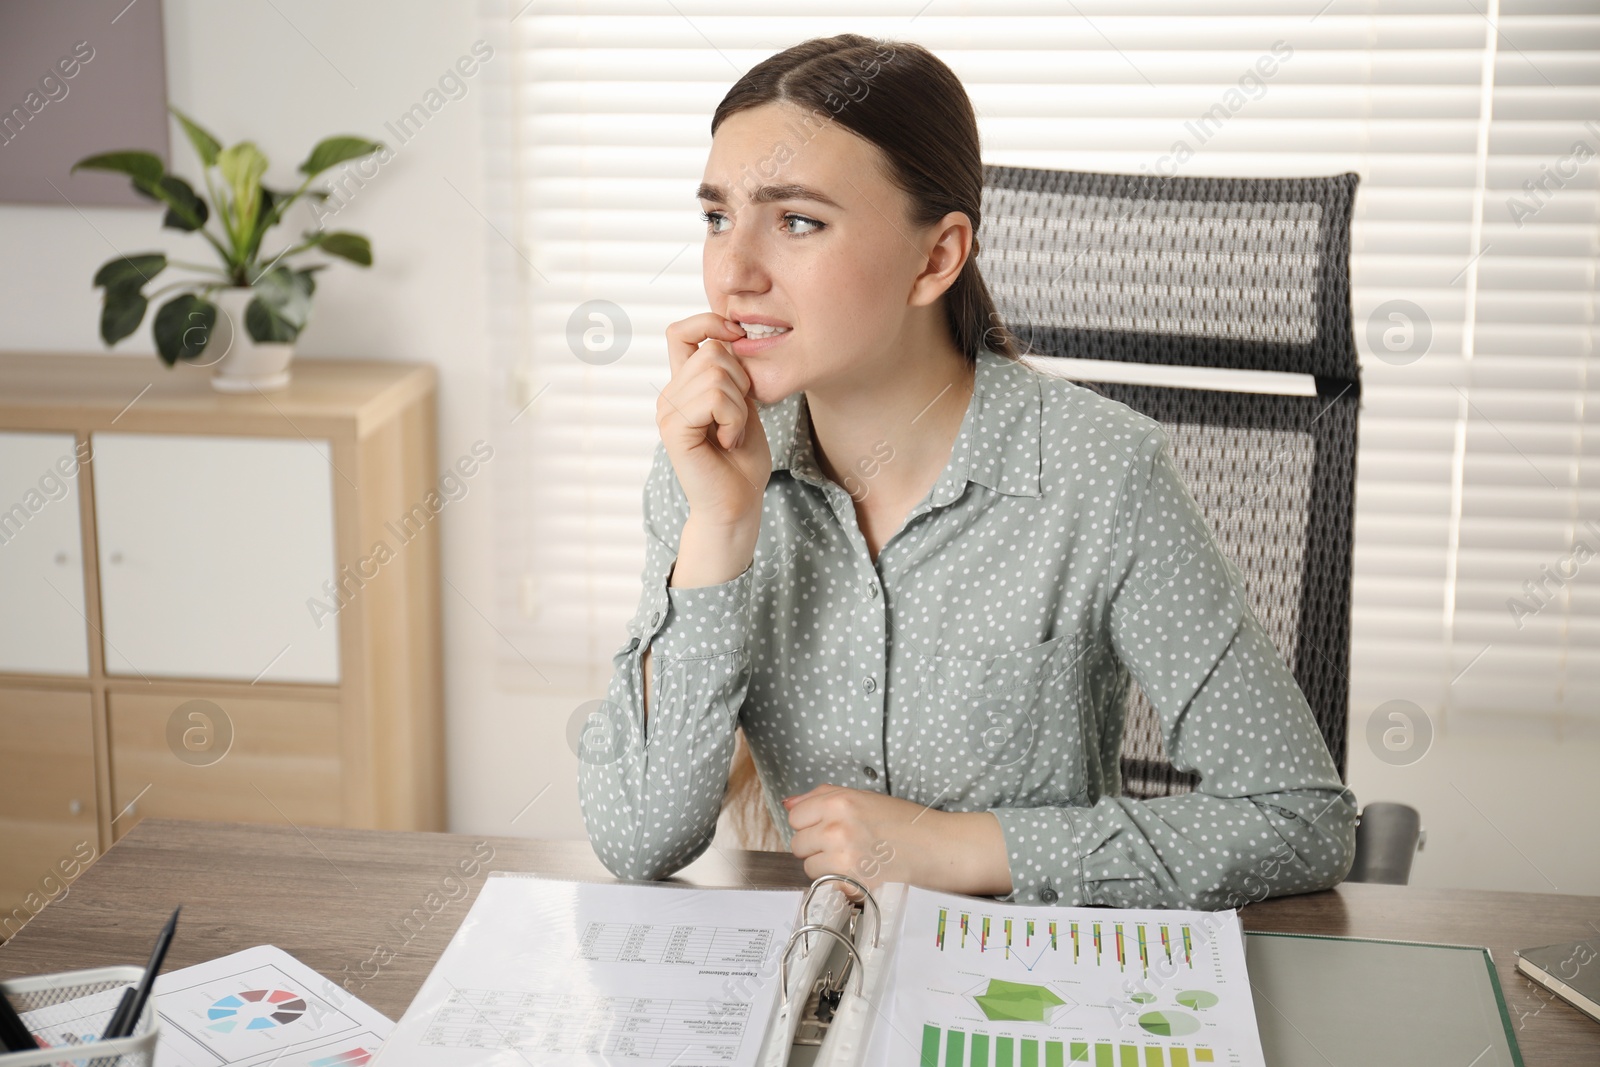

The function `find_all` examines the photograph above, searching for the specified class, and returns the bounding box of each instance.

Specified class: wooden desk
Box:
[2,819,1595,1063]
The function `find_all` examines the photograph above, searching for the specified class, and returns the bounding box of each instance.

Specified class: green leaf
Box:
[168,105,222,168]
[100,284,148,346]
[298,136,383,178]
[297,265,324,297]
[93,253,167,290]
[246,265,313,342]
[217,141,269,239]
[153,174,209,231]
[318,231,372,266]
[71,150,164,184]
[260,185,288,219]
[153,293,218,366]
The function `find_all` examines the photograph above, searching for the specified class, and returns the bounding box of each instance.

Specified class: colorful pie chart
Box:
[1177,989,1219,1010]
[1138,1009,1200,1037]
[207,989,308,1032]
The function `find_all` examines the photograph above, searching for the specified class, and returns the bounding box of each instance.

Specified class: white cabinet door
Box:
[92,432,341,683]
[0,432,90,675]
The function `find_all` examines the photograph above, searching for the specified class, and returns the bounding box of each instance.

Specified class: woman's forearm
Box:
[640,513,760,725]
[942,811,1015,897]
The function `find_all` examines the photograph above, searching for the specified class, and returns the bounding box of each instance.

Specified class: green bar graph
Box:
[918,1024,1212,1067]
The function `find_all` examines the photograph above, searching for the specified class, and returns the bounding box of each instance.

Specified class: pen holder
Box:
[0,966,158,1067]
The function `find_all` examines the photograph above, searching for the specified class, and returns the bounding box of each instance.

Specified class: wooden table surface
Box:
[2,819,1595,1062]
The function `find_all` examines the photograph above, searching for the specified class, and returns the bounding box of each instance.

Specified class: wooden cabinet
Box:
[0,354,445,935]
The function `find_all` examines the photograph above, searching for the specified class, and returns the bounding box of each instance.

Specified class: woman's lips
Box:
[730,327,792,356]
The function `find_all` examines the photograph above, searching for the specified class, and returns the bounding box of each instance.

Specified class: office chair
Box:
[977,163,1422,886]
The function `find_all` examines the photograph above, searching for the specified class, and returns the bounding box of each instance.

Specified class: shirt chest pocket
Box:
[902,633,1089,804]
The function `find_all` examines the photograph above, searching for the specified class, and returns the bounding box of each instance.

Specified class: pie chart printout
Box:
[208,989,310,1032]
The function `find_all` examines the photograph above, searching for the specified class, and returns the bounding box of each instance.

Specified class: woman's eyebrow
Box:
[695,182,844,210]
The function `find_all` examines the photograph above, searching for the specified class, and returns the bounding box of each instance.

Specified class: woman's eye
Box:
[697,211,825,237]
[782,213,824,235]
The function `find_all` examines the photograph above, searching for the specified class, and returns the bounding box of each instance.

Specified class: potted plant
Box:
[74,105,383,391]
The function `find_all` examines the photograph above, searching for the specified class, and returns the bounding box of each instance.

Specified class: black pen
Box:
[102,905,181,1041]
[0,984,39,1052]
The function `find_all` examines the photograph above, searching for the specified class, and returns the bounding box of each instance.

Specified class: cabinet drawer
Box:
[0,686,99,940]
[91,432,340,683]
[0,432,89,676]
[108,690,342,840]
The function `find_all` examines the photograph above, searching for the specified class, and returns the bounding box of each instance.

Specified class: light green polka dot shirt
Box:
[580,347,1358,909]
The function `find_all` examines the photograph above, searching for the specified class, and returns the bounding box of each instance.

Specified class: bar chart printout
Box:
[867,888,1266,1067]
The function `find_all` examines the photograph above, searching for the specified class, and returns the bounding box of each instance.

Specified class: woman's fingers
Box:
[659,373,747,450]
[661,340,755,450]
[667,313,746,379]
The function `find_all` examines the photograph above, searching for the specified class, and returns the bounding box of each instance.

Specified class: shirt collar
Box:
[763,347,1042,501]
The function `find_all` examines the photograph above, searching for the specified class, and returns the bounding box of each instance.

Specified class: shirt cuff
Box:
[639,559,756,665]
[989,802,1147,906]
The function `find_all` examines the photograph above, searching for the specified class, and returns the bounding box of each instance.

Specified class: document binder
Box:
[371,871,1272,1067]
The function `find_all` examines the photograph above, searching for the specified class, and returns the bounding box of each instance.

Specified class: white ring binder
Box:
[779,924,864,1004]
[797,874,881,949]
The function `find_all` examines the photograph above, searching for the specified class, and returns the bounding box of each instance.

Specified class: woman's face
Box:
[698,102,959,406]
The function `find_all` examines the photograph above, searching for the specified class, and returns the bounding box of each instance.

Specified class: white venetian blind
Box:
[477,0,1600,724]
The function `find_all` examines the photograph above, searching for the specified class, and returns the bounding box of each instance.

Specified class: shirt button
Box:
[1039,887,1059,904]
[862,677,877,693]
[866,581,879,599]
[862,766,878,781]
[650,610,661,627]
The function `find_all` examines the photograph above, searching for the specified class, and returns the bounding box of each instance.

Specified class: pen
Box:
[0,985,39,1052]
[101,905,181,1041]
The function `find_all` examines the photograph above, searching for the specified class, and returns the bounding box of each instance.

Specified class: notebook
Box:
[368,872,1270,1067]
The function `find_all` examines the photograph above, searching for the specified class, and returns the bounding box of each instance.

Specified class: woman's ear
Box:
[909,210,974,308]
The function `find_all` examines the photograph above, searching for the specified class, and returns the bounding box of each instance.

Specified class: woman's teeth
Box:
[739,323,790,339]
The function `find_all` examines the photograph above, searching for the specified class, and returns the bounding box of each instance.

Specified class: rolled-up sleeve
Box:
[989,424,1358,909]
[578,441,756,881]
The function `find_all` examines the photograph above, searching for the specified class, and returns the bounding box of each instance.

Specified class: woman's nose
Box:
[710,219,770,292]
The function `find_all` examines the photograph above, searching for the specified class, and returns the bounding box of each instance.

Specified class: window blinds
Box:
[477,1,1600,724]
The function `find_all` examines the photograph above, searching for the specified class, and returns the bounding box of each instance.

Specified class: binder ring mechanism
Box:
[780,874,881,1007]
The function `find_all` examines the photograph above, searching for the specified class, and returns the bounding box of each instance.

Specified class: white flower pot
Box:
[204,286,296,393]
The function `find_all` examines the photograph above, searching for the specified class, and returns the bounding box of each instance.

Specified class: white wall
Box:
[2,0,1594,896]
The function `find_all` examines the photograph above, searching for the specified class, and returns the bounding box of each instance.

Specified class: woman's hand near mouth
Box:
[656,312,771,589]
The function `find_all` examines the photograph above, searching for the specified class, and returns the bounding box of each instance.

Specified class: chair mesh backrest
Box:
[978,165,1362,799]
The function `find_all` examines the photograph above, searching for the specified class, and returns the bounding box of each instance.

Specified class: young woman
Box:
[578,34,1357,909]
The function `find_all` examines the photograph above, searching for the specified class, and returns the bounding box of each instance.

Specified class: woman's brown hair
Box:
[707,34,1017,850]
